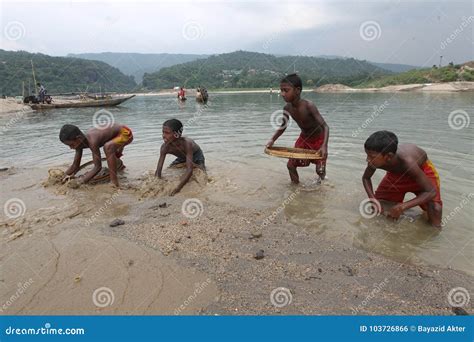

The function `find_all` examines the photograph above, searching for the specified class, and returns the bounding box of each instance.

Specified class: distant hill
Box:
[69,52,208,83]
[0,49,137,96]
[142,50,391,90]
[357,62,474,88]
[369,62,419,73]
[315,55,419,73]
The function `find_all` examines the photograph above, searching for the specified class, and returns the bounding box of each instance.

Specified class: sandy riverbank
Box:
[315,82,474,93]
[0,98,33,115]
[0,165,472,315]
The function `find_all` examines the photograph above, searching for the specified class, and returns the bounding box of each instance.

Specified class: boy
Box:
[155,119,205,196]
[59,123,133,187]
[266,74,329,183]
[362,130,442,227]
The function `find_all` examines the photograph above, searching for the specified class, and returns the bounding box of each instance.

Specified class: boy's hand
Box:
[368,198,383,215]
[170,188,179,196]
[387,203,404,220]
[61,175,73,184]
[266,139,274,148]
[319,145,328,159]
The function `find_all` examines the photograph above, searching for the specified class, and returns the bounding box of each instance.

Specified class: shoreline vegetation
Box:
[1,81,473,115]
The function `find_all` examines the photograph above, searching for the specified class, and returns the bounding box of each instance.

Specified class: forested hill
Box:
[142,50,391,90]
[0,49,137,96]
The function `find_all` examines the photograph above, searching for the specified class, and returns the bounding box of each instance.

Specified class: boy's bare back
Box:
[381,143,428,173]
[85,124,123,149]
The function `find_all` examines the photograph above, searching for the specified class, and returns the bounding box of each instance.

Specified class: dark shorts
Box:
[170,147,206,170]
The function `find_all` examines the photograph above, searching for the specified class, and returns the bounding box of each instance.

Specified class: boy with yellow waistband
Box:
[362,130,442,227]
[59,123,133,187]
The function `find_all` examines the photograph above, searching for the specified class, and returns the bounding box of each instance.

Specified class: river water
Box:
[1,92,472,274]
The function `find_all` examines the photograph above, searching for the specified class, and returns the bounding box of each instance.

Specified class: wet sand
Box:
[1,164,472,315]
[0,98,33,115]
[315,81,474,93]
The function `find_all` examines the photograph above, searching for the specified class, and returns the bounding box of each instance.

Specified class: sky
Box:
[1,0,473,66]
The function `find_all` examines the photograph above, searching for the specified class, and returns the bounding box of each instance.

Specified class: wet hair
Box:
[59,124,83,143]
[364,130,398,154]
[280,73,303,90]
[163,119,183,135]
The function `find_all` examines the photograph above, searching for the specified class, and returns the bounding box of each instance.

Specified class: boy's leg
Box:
[426,201,442,228]
[287,162,300,184]
[104,141,120,186]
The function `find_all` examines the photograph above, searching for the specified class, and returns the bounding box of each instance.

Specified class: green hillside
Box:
[142,50,391,90]
[357,62,474,88]
[0,49,137,96]
[69,52,208,83]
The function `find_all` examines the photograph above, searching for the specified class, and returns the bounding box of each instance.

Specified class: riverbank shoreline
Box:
[1,166,472,315]
[315,81,474,93]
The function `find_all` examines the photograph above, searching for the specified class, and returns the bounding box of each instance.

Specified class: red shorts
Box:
[375,160,442,210]
[287,133,327,168]
[111,126,133,158]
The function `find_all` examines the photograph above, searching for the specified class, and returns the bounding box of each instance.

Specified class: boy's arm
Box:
[388,159,436,218]
[266,107,290,147]
[362,165,382,214]
[65,149,83,176]
[170,141,194,196]
[309,102,329,158]
[80,145,102,184]
[362,165,377,198]
[155,145,167,178]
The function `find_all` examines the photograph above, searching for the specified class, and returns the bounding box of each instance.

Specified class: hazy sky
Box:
[1,0,473,66]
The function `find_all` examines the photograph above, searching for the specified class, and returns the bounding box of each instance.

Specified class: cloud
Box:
[0,0,472,65]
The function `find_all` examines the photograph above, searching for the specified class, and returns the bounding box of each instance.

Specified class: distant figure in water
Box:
[266,73,329,183]
[155,119,206,196]
[362,130,442,227]
[59,123,133,187]
[177,87,186,100]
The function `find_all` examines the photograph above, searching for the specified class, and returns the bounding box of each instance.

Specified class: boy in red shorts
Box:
[362,130,442,227]
[266,74,329,183]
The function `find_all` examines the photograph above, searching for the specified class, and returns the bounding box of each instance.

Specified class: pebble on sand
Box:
[109,219,125,227]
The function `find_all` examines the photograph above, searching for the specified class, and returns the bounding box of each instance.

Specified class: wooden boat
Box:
[29,95,135,110]
[264,146,323,159]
